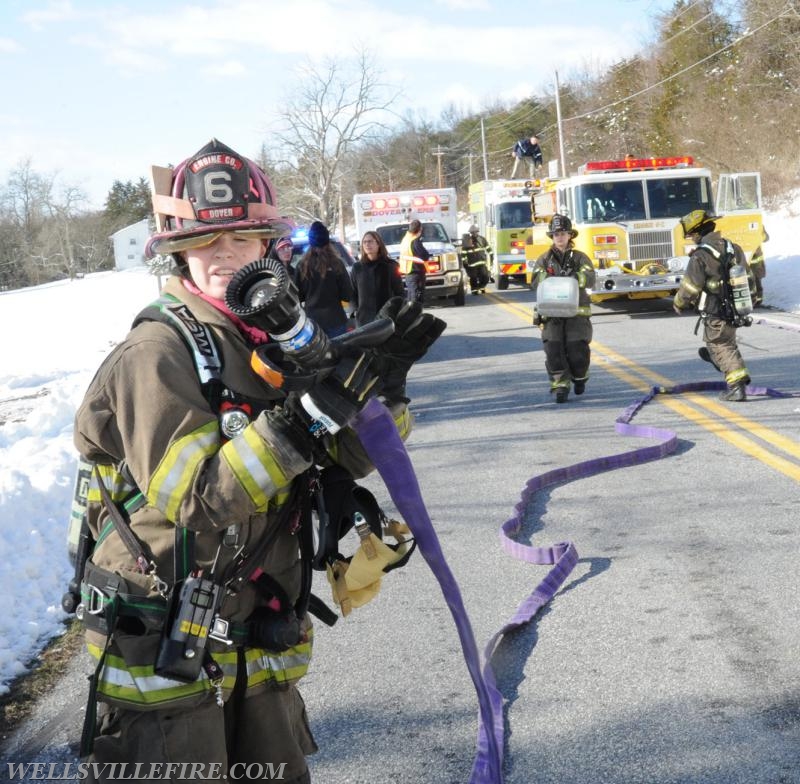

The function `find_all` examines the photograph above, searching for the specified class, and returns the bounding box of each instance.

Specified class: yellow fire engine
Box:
[468,179,532,290]
[524,156,764,301]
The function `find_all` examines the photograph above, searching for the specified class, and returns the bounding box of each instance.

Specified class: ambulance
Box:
[468,179,533,290]
[524,156,764,301]
[352,188,466,305]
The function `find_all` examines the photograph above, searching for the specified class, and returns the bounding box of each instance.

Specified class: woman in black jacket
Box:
[351,231,405,327]
[295,221,354,337]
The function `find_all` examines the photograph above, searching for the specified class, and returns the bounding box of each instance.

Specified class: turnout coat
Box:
[74,274,412,709]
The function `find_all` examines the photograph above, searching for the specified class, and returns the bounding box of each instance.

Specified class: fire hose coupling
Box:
[225,257,335,369]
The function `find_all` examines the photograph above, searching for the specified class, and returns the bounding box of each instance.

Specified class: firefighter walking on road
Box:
[530,215,595,404]
[460,225,493,294]
[673,209,756,402]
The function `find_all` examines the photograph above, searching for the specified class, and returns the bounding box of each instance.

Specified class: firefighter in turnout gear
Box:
[70,139,444,782]
[673,209,756,402]
[460,225,493,294]
[748,226,769,307]
[530,215,595,403]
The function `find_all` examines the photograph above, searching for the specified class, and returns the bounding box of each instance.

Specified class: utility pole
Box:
[554,70,567,178]
[432,145,445,188]
[480,118,489,180]
[337,185,346,242]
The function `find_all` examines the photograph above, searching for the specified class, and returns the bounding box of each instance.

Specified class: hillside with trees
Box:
[0,0,796,290]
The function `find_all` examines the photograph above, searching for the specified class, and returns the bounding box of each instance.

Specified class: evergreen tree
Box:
[104,178,151,229]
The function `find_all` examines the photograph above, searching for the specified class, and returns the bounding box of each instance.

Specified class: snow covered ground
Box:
[0,205,798,693]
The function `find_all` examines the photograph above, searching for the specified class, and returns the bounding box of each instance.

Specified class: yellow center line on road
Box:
[593,340,800,464]
[591,352,800,482]
[484,292,531,321]
[484,292,800,482]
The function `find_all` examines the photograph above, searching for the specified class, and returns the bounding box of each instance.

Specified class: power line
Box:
[562,6,788,125]
[440,1,790,181]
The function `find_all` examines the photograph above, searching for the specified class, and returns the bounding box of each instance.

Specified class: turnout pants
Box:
[703,316,749,386]
[465,263,490,292]
[749,259,765,304]
[87,669,316,784]
[542,316,593,389]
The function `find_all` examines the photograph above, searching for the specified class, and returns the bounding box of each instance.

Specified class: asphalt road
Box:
[4,286,800,784]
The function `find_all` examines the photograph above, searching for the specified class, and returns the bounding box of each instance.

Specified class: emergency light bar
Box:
[412,194,446,207]
[583,156,694,173]
[359,193,447,211]
[370,197,400,210]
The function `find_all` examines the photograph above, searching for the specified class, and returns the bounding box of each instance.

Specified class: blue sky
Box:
[1,0,675,209]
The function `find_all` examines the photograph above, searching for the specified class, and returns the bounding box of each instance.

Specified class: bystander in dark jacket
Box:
[351,231,405,327]
[295,221,354,337]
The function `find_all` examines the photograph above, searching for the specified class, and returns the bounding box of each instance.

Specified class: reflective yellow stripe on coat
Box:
[87,631,313,707]
[148,421,220,522]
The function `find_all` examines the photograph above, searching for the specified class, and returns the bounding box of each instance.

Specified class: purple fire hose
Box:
[352,397,504,782]
[351,378,793,782]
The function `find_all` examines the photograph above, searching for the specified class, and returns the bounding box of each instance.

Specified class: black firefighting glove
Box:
[257,348,382,472]
[369,297,447,403]
[297,348,382,436]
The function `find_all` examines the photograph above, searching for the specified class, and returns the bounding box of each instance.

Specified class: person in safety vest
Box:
[71,138,445,783]
[529,214,595,404]
[673,209,755,402]
[398,219,429,305]
[459,225,493,294]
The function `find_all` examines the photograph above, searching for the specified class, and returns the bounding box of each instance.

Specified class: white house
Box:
[112,219,150,270]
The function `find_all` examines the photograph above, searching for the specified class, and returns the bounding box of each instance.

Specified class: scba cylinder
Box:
[729,263,753,317]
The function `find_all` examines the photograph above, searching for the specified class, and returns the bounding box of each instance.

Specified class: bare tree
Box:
[0,160,108,286]
[0,159,51,285]
[267,50,400,229]
[39,184,91,279]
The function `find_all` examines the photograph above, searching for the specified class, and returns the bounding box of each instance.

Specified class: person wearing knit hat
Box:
[295,222,354,337]
[307,220,330,248]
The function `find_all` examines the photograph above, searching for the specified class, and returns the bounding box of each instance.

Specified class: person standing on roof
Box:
[351,230,405,327]
[673,209,755,402]
[459,224,493,294]
[511,135,543,178]
[399,219,430,305]
[295,221,354,338]
[529,214,595,404]
[70,138,445,783]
